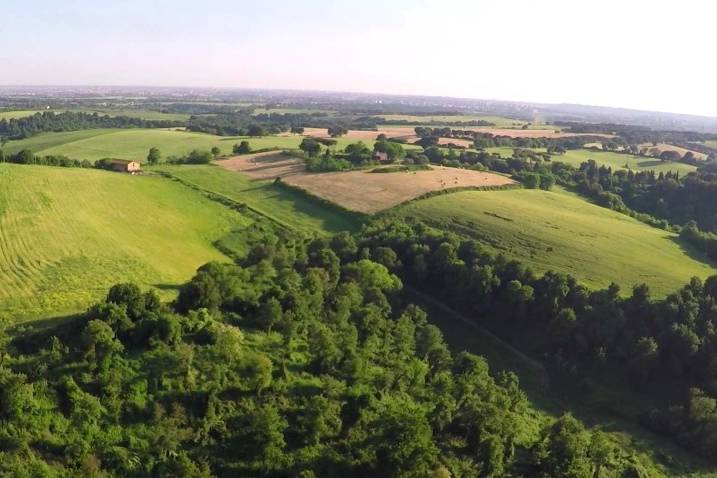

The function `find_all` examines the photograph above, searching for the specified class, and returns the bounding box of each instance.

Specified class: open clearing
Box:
[218,152,515,213]
[553,148,697,174]
[394,188,716,297]
[0,163,251,319]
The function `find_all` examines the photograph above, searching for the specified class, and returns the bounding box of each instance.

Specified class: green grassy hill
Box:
[1,128,387,162]
[394,188,716,296]
[154,164,362,234]
[0,163,254,319]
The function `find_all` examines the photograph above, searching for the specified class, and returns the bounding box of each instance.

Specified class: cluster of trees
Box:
[186,112,380,137]
[680,222,717,260]
[357,219,717,460]
[557,122,717,146]
[232,141,252,155]
[0,229,662,476]
[571,160,717,232]
[0,111,182,139]
[165,149,217,165]
[300,139,406,172]
[0,148,93,168]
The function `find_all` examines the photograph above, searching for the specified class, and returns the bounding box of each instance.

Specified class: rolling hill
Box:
[393,187,716,296]
[0,163,254,319]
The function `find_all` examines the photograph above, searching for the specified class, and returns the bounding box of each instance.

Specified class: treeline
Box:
[186,112,380,137]
[0,231,661,476]
[0,111,183,139]
[413,126,605,151]
[300,138,406,172]
[358,219,717,460]
[0,148,93,168]
[571,160,717,232]
[557,121,717,147]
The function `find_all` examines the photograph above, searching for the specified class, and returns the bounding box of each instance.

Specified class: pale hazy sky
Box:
[2,0,716,116]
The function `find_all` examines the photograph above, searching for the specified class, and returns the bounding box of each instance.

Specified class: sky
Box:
[2,0,716,117]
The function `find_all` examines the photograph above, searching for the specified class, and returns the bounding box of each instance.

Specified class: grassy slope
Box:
[394,188,716,297]
[153,164,362,234]
[484,147,697,174]
[2,129,382,162]
[0,163,252,320]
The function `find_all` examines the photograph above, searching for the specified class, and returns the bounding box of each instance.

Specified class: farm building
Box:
[108,159,141,174]
[373,151,390,163]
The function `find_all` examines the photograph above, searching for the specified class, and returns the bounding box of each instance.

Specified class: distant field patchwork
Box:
[0,163,251,319]
[2,129,398,162]
[394,188,716,297]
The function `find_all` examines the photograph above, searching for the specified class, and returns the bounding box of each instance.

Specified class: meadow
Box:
[2,128,388,161]
[554,148,697,174]
[0,163,253,319]
[394,187,716,296]
[484,146,697,174]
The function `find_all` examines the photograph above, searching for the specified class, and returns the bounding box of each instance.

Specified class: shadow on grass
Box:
[668,235,717,269]
[152,283,182,292]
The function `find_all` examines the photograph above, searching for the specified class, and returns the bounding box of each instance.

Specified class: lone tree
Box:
[300,138,321,157]
[233,141,252,155]
[147,147,161,165]
[211,146,221,158]
[327,126,348,138]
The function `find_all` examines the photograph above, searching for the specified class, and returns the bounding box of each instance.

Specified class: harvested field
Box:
[638,143,707,160]
[217,153,515,213]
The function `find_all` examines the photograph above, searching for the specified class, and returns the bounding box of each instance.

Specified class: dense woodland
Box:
[1,223,678,477]
[0,111,182,139]
[357,219,717,461]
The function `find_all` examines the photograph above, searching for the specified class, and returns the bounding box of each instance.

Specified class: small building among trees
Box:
[373,151,390,163]
[107,159,141,174]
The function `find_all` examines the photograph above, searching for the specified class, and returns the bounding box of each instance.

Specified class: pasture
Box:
[218,153,515,213]
[554,148,697,174]
[483,147,696,174]
[394,188,716,297]
[1,128,398,162]
[0,163,252,319]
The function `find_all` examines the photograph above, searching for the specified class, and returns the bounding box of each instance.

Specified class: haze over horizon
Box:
[2,0,716,117]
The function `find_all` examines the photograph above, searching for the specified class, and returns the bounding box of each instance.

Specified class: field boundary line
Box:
[152,170,295,232]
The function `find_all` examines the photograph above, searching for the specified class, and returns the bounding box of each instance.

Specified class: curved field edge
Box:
[0,163,253,320]
[391,188,717,297]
